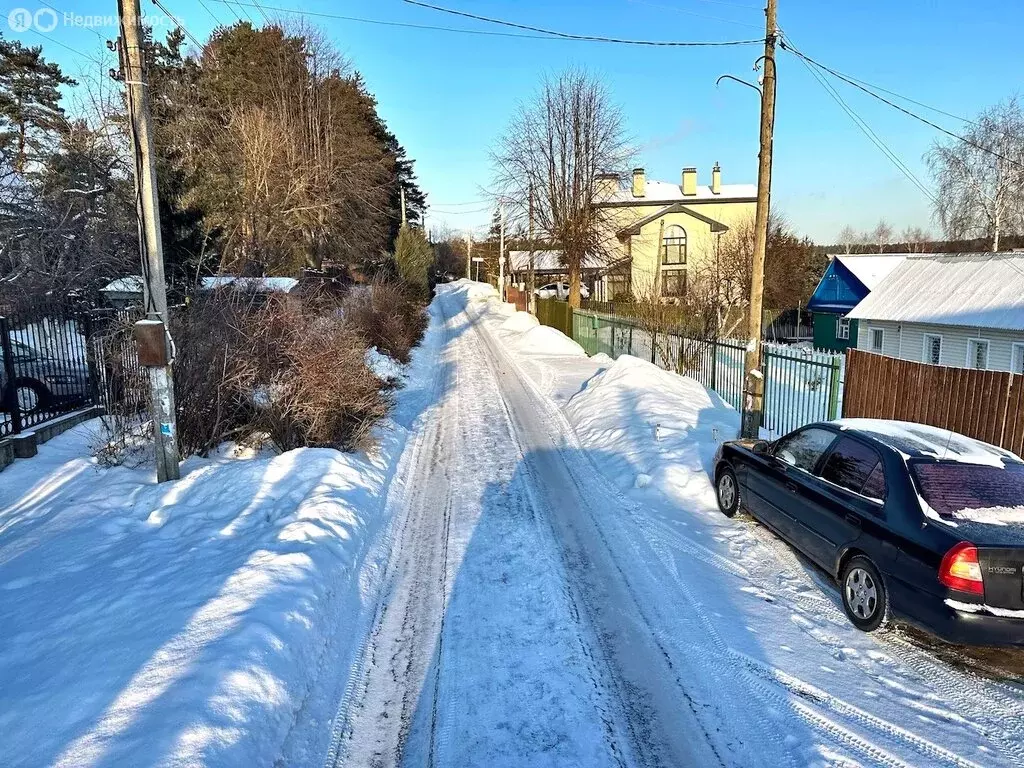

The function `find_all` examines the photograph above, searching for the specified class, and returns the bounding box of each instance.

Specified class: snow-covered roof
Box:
[100,276,144,294]
[833,254,907,290]
[506,250,608,272]
[846,253,1024,331]
[601,179,756,204]
[199,276,299,293]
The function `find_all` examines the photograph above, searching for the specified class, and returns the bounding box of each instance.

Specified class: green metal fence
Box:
[572,309,844,436]
[535,296,574,338]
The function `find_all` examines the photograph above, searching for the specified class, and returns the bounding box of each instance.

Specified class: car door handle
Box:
[786,481,799,493]
[845,513,862,528]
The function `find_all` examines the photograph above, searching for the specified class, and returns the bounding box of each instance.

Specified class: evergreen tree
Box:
[0,35,75,175]
[393,224,433,292]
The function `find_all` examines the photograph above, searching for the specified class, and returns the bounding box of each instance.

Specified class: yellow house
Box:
[594,164,755,301]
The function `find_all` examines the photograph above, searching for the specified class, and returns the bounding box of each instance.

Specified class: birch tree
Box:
[492,68,631,308]
[926,97,1024,252]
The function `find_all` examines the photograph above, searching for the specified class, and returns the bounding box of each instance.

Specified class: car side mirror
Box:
[751,440,771,455]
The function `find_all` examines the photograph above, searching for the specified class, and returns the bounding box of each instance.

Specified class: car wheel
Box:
[715,465,742,518]
[840,555,890,632]
[13,379,48,415]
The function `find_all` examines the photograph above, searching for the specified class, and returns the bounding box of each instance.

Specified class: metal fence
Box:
[572,309,844,437]
[0,302,143,438]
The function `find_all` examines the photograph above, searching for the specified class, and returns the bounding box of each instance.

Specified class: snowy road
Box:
[324,283,1024,768]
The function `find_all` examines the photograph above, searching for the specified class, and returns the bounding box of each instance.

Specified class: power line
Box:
[403,0,765,46]
[789,43,937,204]
[781,38,1024,170]
[209,1,560,39]
[150,0,206,50]
[196,0,226,27]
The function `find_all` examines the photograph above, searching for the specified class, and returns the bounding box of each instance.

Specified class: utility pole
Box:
[400,186,407,226]
[466,234,472,280]
[741,0,778,439]
[527,182,536,313]
[498,200,506,301]
[119,0,180,481]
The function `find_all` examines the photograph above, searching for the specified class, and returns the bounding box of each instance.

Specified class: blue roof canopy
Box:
[807,258,870,314]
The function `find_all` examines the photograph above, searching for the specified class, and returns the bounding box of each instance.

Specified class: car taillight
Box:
[939,542,984,595]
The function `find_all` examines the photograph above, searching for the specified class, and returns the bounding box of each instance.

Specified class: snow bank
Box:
[564,355,739,501]
[500,311,540,333]
[365,346,404,383]
[437,278,498,304]
[0,294,449,768]
[513,325,586,357]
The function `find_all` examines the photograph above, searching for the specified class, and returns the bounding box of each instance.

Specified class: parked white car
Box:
[534,282,590,300]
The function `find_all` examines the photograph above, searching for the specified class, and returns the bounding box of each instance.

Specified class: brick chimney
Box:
[711,162,721,195]
[681,167,697,196]
[631,167,646,198]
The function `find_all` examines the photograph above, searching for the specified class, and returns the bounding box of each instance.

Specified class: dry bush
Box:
[265,316,392,452]
[343,278,427,363]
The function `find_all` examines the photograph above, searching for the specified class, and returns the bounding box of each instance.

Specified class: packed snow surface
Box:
[500,310,540,333]
[513,324,587,356]
[4,279,1024,768]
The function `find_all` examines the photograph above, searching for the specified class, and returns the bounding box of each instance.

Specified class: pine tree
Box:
[0,35,75,175]
[393,224,433,291]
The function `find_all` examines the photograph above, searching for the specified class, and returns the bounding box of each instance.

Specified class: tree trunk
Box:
[568,261,582,309]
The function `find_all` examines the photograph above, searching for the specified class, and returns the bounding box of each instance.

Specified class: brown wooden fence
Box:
[844,348,1024,456]
[506,285,528,312]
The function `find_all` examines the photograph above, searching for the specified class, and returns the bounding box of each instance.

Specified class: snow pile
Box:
[365,346,404,383]
[513,325,587,357]
[564,354,738,500]
[0,297,449,768]
[438,278,498,305]
[500,311,540,333]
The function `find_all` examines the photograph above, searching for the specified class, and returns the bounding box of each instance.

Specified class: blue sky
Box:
[5,0,1023,243]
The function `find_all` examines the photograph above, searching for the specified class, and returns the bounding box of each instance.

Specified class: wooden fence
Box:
[535,296,573,338]
[844,348,1024,456]
[506,285,528,312]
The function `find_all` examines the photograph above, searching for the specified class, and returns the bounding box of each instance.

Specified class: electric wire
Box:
[150,0,206,50]
[788,40,937,203]
[781,38,1024,170]
[403,0,765,46]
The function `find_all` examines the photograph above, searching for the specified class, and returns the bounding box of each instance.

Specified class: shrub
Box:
[343,278,427,364]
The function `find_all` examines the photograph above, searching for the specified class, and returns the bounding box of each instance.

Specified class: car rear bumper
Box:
[890,580,1024,646]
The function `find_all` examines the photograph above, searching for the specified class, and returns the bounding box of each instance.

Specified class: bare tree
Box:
[926,97,1024,252]
[492,68,631,308]
[870,219,894,253]
[900,225,932,253]
[837,225,859,254]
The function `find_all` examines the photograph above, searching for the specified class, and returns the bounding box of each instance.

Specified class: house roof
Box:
[846,252,1024,331]
[616,202,729,237]
[100,276,144,294]
[600,178,756,205]
[506,250,608,273]
[199,276,299,293]
[807,254,907,314]
[834,254,907,290]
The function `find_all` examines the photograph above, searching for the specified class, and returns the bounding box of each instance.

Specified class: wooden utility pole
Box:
[119,0,180,481]
[466,234,472,280]
[741,0,778,439]
[498,201,506,300]
[527,182,536,313]
[400,186,407,226]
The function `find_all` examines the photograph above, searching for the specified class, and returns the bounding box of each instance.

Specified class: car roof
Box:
[823,418,1024,465]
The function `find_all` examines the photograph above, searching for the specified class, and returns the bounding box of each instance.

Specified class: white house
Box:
[846,252,1024,374]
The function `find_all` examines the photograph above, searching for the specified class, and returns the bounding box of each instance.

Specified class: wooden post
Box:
[741,0,778,439]
[120,0,180,481]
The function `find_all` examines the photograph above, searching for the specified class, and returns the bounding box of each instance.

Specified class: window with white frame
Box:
[923,334,942,365]
[662,225,687,265]
[967,339,990,370]
[1012,342,1024,374]
[836,317,850,340]
[870,327,884,352]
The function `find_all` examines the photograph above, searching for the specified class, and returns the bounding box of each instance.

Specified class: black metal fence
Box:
[0,302,143,438]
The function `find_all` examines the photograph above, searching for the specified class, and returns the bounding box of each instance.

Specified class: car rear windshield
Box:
[911,461,1024,519]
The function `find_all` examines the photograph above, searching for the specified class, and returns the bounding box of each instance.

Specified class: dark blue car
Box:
[714,419,1024,646]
